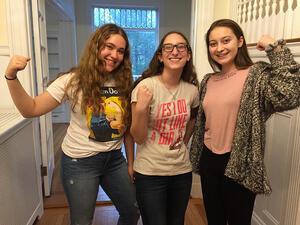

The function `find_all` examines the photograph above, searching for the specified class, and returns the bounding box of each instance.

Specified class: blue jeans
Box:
[61,150,139,225]
[134,172,192,225]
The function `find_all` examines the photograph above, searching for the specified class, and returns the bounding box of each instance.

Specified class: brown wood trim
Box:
[247,37,300,47]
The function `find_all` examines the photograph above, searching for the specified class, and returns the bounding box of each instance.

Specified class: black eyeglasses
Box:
[162,43,188,53]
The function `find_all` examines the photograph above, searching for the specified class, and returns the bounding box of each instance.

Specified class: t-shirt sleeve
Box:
[46,74,70,103]
[131,84,139,103]
[131,78,153,103]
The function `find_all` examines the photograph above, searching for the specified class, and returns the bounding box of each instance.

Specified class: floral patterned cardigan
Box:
[190,44,300,194]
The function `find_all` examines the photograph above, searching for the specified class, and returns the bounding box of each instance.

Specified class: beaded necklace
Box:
[212,69,238,81]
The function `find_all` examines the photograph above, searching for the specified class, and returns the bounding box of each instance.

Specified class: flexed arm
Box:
[256,35,276,51]
[256,36,300,113]
[5,55,60,118]
[130,85,153,144]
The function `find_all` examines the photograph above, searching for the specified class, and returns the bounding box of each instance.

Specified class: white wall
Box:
[0,0,12,110]
[74,0,192,60]
[0,0,33,111]
[0,1,44,224]
[0,0,8,46]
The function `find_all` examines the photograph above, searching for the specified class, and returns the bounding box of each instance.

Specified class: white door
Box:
[31,0,55,197]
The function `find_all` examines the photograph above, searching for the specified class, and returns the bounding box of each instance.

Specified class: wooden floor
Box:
[35,198,206,225]
[34,123,207,225]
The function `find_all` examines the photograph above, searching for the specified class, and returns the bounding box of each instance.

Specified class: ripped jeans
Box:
[61,150,139,225]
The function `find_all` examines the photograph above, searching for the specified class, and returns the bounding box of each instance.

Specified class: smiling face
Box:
[208,26,243,71]
[158,33,191,71]
[98,34,126,72]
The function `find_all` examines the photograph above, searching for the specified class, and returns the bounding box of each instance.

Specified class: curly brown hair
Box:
[133,31,199,89]
[64,24,132,125]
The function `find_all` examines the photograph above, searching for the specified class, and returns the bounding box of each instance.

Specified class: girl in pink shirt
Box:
[190,19,300,225]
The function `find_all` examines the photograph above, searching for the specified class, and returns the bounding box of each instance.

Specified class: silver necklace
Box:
[159,77,180,100]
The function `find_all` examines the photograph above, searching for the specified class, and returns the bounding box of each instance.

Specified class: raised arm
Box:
[256,36,300,113]
[130,85,152,144]
[5,55,60,118]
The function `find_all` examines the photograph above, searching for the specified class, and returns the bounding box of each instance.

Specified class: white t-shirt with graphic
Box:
[47,73,127,158]
[131,76,199,176]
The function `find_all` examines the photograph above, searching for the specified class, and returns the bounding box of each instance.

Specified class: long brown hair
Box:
[205,19,253,72]
[133,31,199,89]
[64,23,132,125]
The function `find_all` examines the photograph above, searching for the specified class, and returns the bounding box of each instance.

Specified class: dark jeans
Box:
[61,150,139,225]
[199,145,256,225]
[134,172,192,225]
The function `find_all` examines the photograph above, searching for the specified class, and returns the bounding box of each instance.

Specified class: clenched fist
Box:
[5,55,31,79]
[136,85,153,111]
[256,35,276,51]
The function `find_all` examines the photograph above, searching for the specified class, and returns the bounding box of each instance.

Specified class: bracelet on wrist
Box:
[4,74,18,80]
[265,39,286,53]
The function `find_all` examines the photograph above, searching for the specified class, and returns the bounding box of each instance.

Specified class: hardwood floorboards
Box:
[35,199,206,225]
[35,123,207,225]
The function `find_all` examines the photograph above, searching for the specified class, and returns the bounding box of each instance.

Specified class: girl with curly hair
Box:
[5,23,139,225]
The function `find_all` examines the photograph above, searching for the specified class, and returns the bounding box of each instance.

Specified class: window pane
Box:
[147,10,152,28]
[131,9,136,28]
[126,30,156,75]
[137,10,141,28]
[152,10,157,28]
[116,9,121,24]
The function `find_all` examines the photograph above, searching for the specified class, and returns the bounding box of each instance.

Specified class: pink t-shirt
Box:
[203,68,249,154]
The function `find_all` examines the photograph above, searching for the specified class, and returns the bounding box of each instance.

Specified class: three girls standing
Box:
[6,18,300,225]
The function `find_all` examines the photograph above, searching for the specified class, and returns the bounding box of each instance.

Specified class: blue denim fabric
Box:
[61,150,139,225]
[134,172,192,225]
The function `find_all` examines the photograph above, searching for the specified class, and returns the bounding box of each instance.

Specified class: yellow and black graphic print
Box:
[86,87,126,142]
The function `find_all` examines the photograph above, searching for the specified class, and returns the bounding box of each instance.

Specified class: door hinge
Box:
[41,166,47,176]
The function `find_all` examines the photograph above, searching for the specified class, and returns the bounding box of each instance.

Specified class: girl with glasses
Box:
[130,31,199,225]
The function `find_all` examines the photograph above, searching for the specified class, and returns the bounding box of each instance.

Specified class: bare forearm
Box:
[6,79,37,117]
[183,118,195,145]
[130,105,149,144]
[6,79,60,117]
[124,131,135,166]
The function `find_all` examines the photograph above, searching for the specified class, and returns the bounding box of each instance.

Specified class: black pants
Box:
[199,145,256,225]
[134,172,192,225]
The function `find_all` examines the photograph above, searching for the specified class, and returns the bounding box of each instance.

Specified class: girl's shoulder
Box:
[252,61,269,68]
[199,73,215,86]
[143,76,159,83]
[181,80,198,91]
[248,62,270,77]
[53,72,74,83]
[136,76,158,88]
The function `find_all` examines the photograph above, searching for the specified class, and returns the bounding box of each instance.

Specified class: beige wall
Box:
[74,0,192,60]
[0,0,8,46]
[213,0,231,20]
